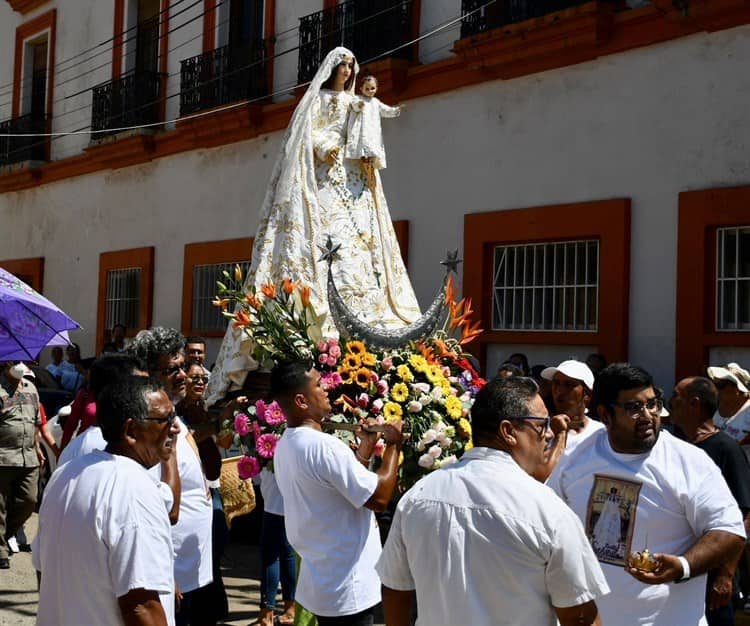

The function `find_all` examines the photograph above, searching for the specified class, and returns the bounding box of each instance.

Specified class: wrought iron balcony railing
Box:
[0,113,48,167]
[180,39,268,116]
[460,0,593,38]
[91,70,165,136]
[298,0,414,85]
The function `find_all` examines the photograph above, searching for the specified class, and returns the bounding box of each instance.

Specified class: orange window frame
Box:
[676,186,750,380]
[0,257,45,292]
[463,199,631,373]
[96,247,155,353]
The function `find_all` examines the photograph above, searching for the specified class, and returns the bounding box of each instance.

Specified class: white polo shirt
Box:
[274,426,381,617]
[376,447,609,625]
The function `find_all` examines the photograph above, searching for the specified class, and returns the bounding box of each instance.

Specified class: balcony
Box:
[297,0,415,85]
[180,40,268,116]
[460,0,597,38]
[91,70,165,137]
[0,113,48,168]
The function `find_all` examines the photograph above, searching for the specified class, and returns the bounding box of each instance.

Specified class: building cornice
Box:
[5,0,50,14]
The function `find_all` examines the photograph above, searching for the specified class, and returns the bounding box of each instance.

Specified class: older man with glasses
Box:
[377,375,609,626]
[129,327,221,626]
[548,363,747,626]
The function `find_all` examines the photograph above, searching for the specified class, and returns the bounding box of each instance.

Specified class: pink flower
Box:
[376,379,389,395]
[321,372,343,391]
[263,401,287,426]
[326,355,338,367]
[371,398,383,413]
[256,433,279,459]
[234,413,251,436]
[373,440,386,457]
[357,393,370,409]
[318,353,329,365]
[317,339,328,352]
[381,356,394,370]
[237,455,261,479]
[252,421,262,441]
[255,399,267,422]
[329,344,341,358]
[327,337,339,348]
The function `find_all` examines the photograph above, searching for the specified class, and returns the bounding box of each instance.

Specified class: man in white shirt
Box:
[376,375,609,626]
[272,360,404,625]
[548,362,747,626]
[708,363,750,459]
[129,327,217,626]
[33,377,179,626]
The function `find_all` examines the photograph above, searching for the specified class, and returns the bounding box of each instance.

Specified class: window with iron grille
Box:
[716,226,750,331]
[105,268,142,330]
[192,261,251,332]
[492,240,599,331]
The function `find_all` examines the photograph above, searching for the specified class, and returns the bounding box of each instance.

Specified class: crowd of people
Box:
[1,324,750,626]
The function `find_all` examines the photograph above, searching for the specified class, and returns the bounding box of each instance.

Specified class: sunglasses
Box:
[140,414,176,427]
[189,375,209,384]
[610,397,663,418]
[160,364,186,377]
[509,416,551,440]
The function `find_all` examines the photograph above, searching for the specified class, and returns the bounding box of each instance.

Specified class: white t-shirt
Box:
[258,468,285,516]
[714,399,750,460]
[151,417,213,592]
[376,447,609,626]
[547,429,746,626]
[33,451,175,626]
[564,418,606,456]
[274,426,381,617]
[58,424,107,466]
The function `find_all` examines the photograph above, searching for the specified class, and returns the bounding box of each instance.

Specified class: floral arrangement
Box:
[215,267,484,488]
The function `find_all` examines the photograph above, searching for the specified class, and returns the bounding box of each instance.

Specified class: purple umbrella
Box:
[0,267,81,361]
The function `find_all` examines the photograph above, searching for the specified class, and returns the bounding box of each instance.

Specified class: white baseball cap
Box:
[541,360,595,390]
[707,363,750,394]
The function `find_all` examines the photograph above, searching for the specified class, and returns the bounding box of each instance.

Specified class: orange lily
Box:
[232,308,252,329]
[260,282,276,299]
[212,297,230,310]
[300,285,311,307]
[334,394,357,415]
[234,264,243,282]
[444,274,457,307]
[244,293,262,310]
[459,319,483,345]
[282,277,300,295]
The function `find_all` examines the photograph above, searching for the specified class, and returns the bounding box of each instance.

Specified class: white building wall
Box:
[1,5,749,390]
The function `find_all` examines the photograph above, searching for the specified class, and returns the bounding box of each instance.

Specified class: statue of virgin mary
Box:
[206,47,421,403]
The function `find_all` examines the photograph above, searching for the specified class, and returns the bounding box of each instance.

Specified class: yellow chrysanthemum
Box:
[437,378,452,393]
[428,365,443,380]
[390,382,409,403]
[465,440,474,451]
[398,451,404,466]
[396,364,413,382]
[355,367,371,388]
[444,395,463,419]
[343,353,362,370]
[361,352,377,367]
[408,354,428,372]
[458,418,472,438]
[346,340,366,356]
[383,402,403,422]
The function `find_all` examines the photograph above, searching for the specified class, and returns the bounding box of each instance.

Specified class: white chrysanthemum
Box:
[418,453,435,468]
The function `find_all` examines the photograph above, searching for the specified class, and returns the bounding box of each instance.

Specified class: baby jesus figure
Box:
[345,74,402,190]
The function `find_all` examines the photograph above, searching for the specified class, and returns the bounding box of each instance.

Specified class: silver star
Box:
[318,236,342,265]
[440,250,463,274]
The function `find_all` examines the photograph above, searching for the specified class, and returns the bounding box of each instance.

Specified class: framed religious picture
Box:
[584,475,642,566]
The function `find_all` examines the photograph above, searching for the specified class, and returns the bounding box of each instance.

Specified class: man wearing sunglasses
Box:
[34,377,177,626]
[548,363,746,626]
[377,375,609,626]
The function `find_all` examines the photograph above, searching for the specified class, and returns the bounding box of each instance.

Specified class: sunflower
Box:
[396,364,413,382]
[361,352,377,367]
[426,365,444,384]
[383,402,403,422]
[408,354,428,372]
[390,382,409,403]
[346,340,366,356]
[444,395,463,420]
[343,353,362,370]
[338,367,355,384]
[355,367,371,388]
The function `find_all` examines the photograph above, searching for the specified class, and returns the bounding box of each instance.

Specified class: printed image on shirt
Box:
[584,475,642,566]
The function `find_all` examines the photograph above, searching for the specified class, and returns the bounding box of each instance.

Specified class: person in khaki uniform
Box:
[0,361,41,569]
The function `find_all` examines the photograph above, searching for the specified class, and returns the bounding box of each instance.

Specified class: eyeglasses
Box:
[140,414,176,427]
[189,375,209,384]
[160,364,185,377]
[610,397,663,418]
[509,416,551,439]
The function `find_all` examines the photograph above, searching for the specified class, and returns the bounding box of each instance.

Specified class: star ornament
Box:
[318,236,342,265]
[441,250,463,274]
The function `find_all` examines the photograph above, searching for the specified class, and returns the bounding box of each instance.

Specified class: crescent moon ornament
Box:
[320,236,457,350]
